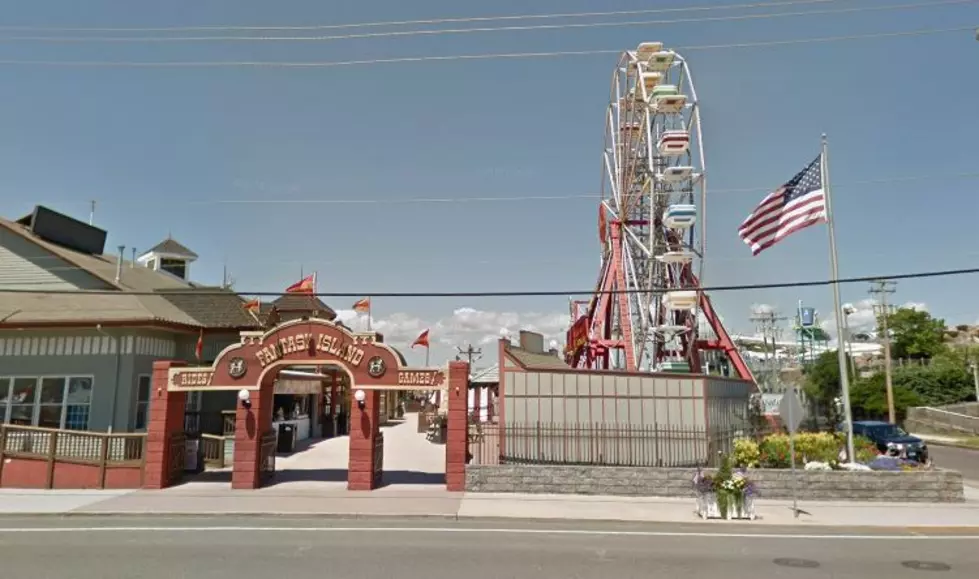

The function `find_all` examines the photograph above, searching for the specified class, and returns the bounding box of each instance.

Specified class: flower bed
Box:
[734,431,932,473]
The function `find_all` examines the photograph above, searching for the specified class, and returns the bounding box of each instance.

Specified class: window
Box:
[159,258,187,280]
[0,375,94,430]
[187,391,202,412]
[134,375,151,430]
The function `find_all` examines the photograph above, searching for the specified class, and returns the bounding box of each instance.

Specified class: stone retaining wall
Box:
[465,465,965,503]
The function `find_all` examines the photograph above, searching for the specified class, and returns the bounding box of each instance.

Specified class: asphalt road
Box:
[0,517,976,578]
[931,444,979,483]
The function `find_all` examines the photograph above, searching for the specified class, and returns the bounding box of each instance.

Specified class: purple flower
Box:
[692,469,715,494]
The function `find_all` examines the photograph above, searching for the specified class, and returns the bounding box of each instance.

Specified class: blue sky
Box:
[1,0,977,365]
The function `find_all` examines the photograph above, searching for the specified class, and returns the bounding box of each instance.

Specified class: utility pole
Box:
[750,308,787,392]
[971,362,979,405]
[455,344,483,367]
[869,279,897,423]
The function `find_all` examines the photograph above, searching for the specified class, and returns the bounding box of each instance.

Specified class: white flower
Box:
[804,461,832,471]
[840,462,871,471]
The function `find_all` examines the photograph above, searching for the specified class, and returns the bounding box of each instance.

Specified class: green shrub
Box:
[793,432,840,463]
[853,435,879,463]
[757,432,845,468]
[732,438,760,468]
[758,434,792,468]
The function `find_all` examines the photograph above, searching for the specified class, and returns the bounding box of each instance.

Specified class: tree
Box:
[892,361,974,406]
[883,308,947,360]
[802,350,853,426]
[850,374,922,421]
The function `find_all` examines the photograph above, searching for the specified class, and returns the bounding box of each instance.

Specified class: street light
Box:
[841,304,858,379]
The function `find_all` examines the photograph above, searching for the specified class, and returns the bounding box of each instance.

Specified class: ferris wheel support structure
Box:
[566,43,753,382]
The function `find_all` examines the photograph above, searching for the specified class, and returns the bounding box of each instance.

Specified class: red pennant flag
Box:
[352,298,371,313]
[195,329,204,361]
[242,298,260,312]
[285,274,315,294]
[411,329,430,349]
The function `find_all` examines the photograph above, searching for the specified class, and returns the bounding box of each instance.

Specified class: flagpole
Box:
[367,296,372,332]
[821,133,856,463]
[425,346,430,367]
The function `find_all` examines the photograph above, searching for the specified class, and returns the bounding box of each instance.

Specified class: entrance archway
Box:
[144,318,469,491]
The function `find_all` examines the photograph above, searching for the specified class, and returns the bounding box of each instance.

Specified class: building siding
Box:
[503,371,706,427]
[0,329,242,432]
[0,228,112,291]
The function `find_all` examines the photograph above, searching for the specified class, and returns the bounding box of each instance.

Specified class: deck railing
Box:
[0,424,146,489]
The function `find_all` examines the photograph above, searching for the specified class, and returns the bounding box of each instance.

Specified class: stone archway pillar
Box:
[231,378,274,490]
[445,361,470,492]
[348,389,382,490]
[144,360,188,489]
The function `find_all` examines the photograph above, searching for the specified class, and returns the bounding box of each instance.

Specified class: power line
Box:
[1,1,966,43]
[2,265,978,297]
[0,25,971,68]
[0,0,855,33]
[32,170,979,207]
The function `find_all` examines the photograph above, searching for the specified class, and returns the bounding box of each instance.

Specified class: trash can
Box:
[336,412,348,436]
[277,423,296,453]
[322,415,336,439]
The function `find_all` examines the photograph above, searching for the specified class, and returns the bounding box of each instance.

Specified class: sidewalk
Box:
[3,486,979,528]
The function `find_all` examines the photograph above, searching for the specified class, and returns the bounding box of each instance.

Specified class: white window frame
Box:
[134,374,152,432]
[0,374,95,430]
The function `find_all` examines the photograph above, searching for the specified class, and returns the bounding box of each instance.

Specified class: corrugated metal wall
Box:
[503,371,707,427]
[492,370,752,467]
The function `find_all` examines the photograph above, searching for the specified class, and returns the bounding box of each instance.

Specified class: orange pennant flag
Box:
[411,329,430,349]
[243,298,260,312]
[352,298,371,313]
[285,274,315,294]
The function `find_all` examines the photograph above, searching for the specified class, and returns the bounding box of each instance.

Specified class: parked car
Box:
[849,420,929,463]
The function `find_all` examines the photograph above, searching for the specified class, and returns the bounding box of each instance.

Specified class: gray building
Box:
[0,205,331,433]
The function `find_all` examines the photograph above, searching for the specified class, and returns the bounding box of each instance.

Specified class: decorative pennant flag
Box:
[412,329,430,349]
[738,154,826,256]
[195,328,204,361]
[243,298,260,312]
[352,298,371,313]
[285,274,316,294]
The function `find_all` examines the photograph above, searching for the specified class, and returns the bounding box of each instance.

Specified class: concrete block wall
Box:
[465,465,965,503]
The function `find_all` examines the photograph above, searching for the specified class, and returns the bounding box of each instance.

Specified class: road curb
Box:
[2,511,979,532]
[0,511,462,520]
[923,440,979,452]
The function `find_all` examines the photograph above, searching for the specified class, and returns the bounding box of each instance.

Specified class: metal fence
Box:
[469,423,751,468]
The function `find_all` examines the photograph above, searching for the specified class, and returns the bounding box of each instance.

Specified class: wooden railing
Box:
[0,424,146,489]
[260,430,276,482]
[201,434,232,468]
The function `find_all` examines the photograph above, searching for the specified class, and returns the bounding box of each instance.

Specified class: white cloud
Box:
[819,299,929,341]
[751,303,775,315]
[333,306,569,366]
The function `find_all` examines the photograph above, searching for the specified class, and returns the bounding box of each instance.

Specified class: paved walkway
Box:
[3,488,979,528]
[2,417,979,527]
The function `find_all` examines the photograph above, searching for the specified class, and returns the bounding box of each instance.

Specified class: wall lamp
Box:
[238,388,252,409]
[354,389,366,410]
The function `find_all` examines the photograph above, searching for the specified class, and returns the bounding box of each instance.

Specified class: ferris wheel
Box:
[566,42,752,381]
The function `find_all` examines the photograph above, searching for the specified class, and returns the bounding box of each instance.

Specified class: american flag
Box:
[738,154,827,256]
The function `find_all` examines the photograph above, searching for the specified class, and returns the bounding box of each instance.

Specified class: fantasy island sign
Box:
[167,318,444,392]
